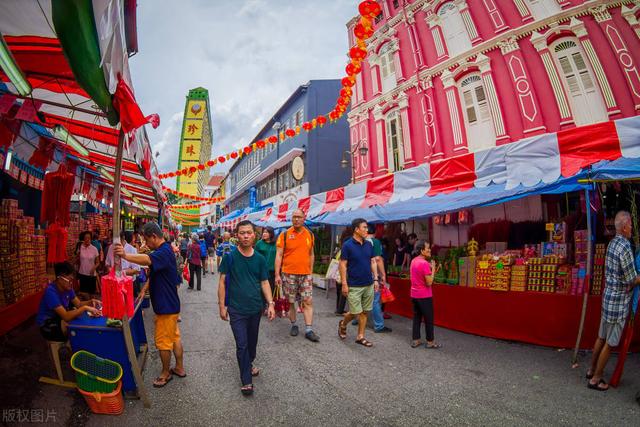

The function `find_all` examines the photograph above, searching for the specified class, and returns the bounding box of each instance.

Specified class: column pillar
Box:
[373,106,388,173]
[425,12,448,60]
[455,0,482,44]
[621,5,640,39]
[405,11,425,69]
[531,31,574,126]
[397,92,415,167]
[418,76,440,161]
[570,17,619,116]
[476,53,509,143]
[589,5,640,109]
[441,70,467,153]
[480,0,509,34]
[498,36,546,135]
[513,0,534,23]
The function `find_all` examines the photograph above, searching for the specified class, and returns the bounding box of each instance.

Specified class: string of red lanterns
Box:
[168,209,213,218]
[156,1,379,184]
[168,199,223,209]
[162,185,225,202]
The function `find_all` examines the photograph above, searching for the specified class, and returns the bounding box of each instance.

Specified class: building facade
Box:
[224,80,351,212]
[346,0,640,182]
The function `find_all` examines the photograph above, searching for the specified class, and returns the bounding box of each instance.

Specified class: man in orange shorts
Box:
[275,209,319,342]
[115,222,185,388]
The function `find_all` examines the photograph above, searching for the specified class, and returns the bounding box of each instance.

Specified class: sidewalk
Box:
[2,270,640,426]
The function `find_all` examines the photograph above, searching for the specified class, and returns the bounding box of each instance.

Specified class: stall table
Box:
[68,297,148,394]
[385,277,640,349]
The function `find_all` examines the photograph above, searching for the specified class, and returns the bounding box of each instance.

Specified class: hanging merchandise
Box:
[45,222,68,264]
[41,163,75,227]
[27,137,56,170]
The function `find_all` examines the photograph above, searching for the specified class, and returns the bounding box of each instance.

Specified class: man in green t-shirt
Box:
[218,220,275,396]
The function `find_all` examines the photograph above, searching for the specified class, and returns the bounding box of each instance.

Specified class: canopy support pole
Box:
[572,186,593,365]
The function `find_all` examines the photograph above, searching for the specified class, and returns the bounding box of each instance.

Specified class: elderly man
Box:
[588,211,640,391]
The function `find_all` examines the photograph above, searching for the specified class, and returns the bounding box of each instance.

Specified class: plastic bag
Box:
[380,286,396,304]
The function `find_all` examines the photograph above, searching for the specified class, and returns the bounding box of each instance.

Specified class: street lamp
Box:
[340,141,369,183]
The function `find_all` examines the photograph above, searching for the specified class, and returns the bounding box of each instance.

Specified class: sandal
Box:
[338,320,347,340]
[426,343,441,349]
[585,370,594,380]
[153,375,173,388]
[587,379,609,391]
[170,368,186,378]
[241,384,254,396]
[251,367,260,377]
[355,338,373,347]
[411,341,422,348]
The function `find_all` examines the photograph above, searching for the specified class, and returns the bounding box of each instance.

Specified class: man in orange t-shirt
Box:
[275,209,319,342]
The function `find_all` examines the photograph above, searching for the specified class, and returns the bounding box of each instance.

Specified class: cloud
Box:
[129,0,357,186]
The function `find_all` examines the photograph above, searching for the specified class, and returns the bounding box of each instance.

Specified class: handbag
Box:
[380,286,396,304]
[325,258,341,281]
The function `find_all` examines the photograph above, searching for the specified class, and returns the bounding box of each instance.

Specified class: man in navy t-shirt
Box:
[115,222,184,388]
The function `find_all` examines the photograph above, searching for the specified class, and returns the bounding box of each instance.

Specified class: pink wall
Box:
[348,1,640,182]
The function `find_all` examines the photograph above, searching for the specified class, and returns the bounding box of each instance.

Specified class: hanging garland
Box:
[168,200,224,209]
[156,1,380,183]
[168,209,212,218]
[162,185,225,202]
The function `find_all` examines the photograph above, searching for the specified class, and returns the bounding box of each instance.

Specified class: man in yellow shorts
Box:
[115,222,184,388]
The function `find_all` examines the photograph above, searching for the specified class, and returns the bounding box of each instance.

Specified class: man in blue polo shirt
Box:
[115,222,184,388]
[338,218,379,347]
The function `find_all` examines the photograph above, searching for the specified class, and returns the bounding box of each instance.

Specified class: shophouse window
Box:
[459,75,495,152]
[552,39,607,126]
[525,0,561,20]
[378,43,397,93]
[392,0,400,9]
[295,109,304,126]
[374,11,383,24]
[437,2,472,57]
[385,110,405,172]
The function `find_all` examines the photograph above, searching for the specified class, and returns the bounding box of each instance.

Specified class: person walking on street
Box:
[204,226,216,274]
[275,209,319,342]
[338,218,379,347]
[216,232,236,271]
[199,234,208,277]
[410,241,441,349]
[77,231,100,297]
[588,211,640,391]
[255,227,277,293]
[114,222,185,388]
[179,233,189,261]
[187,234,202,291]
[367,225,391,334]
[218,220,275,396]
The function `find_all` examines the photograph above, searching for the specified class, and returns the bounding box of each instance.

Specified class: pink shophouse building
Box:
[346,0,640,182]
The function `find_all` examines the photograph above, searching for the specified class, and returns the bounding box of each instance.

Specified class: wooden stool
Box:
[38,341,76,388]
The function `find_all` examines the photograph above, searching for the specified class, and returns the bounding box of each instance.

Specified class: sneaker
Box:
[305,330,320,342]
[374,326,392,333]
[290,325,299,336]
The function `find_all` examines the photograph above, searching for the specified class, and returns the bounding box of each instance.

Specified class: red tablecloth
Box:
[0,290,45,336]
[384,278,640,349]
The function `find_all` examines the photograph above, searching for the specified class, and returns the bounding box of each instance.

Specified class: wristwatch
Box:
[267,301,275,306]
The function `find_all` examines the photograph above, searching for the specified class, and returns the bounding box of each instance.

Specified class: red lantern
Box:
[337,97,347,106]
[181,168,188,175]
[285,129,295,138]
[341,77,355,88]
[218,156,226,163]
[346,63,356,76]
[256,140,266,148]
[198,164,205,170]
[168,172,174,178]
[268,135,278,144]
[317,116,327,125]
[207,160,215,167]
[176,170,182,176]
[359,0,381,19]
[354,22,374,40]
[340,88,352,98]
[349,46,367,60]
[189,166,197,173]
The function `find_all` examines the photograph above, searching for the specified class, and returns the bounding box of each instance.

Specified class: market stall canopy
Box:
[0,0,163,213]
[249,116,640,228]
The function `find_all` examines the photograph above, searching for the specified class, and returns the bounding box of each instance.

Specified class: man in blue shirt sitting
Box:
[36,261,101,342]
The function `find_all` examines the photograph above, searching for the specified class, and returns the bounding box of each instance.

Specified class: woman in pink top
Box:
[409,241,440,349]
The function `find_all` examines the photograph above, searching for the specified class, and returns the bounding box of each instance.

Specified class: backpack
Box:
[199,241,207,257]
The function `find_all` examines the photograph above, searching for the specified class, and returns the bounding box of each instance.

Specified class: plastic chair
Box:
[38,341,76,388]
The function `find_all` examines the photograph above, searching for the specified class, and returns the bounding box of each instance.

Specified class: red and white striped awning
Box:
[249,116,640,228]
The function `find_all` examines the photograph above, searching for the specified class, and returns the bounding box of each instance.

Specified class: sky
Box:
[129,0,358,188]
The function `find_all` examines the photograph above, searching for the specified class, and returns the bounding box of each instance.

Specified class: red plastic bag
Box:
[273,284,290,318]
[182,263,190,283]
[380,286,396,304]
[102,269,134,318]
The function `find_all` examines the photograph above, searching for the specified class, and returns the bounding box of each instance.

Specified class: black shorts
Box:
[40,317,66,342]
[78,274,97,294]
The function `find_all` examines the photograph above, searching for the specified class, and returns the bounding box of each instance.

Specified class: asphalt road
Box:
[3,270,640,426]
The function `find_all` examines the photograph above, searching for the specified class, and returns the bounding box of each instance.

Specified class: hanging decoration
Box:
[168,209,212,218]
[28,136,56,170]
[112,77,160,147]
[156,1,379,183]
[161,185,224,202]
[168,200,224,209]
[41,163,75,227]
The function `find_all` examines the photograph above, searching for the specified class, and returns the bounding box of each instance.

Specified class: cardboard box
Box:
[486,242,507,254]
[458,257,477,287]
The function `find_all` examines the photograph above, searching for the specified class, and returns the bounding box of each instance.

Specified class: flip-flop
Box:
[170,368,186,378]
[338,320,347,340]
[585,370,594,380]
[355,338,373,347]
[153,375,173,388]
[426,343,442,349]
[411,341,422,348]
[241,384,254,396]
[251,367,260,377]
[587,379,609,391]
